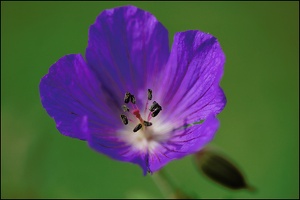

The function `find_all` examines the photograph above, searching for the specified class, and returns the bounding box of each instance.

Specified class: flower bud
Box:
[194,147,254,191]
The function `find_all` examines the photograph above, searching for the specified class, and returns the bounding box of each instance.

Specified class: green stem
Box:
[151,168,177,198]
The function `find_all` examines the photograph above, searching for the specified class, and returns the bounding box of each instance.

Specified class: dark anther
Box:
[133,123,143,132]
[149,101,161,112]
[122,105,129,112]
[124,92,131,103]
[151,107,162,117]
[130,95,136,104]
[147,89,152,100]
[143,121,152,127]
[120,114,128,125]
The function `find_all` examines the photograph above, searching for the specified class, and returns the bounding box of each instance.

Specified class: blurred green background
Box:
[1,1,299,198]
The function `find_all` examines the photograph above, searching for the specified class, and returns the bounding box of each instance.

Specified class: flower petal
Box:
[39,54,120,140]
[156,30,226,126]
[87,124,149,175]
[84,115,151,175]
[148,114,219,172]
[85,5,170,108]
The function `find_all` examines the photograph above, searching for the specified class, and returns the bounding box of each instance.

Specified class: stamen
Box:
[147,111,152,121]
[121,90,162,129]
[133,123,143,132]
[124,92,131,103]
[151,107,162,117]
[147,89,152,100]
[149,101,161,112]
[122,105,130,112]
[143,121,152,127]
[120,114,128,125]
[130,95,136,104]
[144,89,152,115]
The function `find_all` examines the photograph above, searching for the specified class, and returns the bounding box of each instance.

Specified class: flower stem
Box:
[151,168,177,198]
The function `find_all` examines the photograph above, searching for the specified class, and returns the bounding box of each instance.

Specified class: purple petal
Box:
[156,30,226,126]
[86,121,149,175]
[39,54,121,140]
[85,5,170,109]
[148,114,219,172]
[81,113,151,175]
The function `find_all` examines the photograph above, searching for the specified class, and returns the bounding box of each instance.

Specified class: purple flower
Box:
[39,5,226,175]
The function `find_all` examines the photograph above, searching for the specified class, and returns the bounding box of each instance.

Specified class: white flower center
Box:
[118,113,173,153]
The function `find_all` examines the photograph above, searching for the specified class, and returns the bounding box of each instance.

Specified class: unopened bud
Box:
[194,147,254,191]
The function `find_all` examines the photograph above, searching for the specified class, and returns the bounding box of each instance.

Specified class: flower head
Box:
[39,5,226,175]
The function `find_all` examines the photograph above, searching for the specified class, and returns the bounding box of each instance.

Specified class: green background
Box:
[1,1,299,198]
